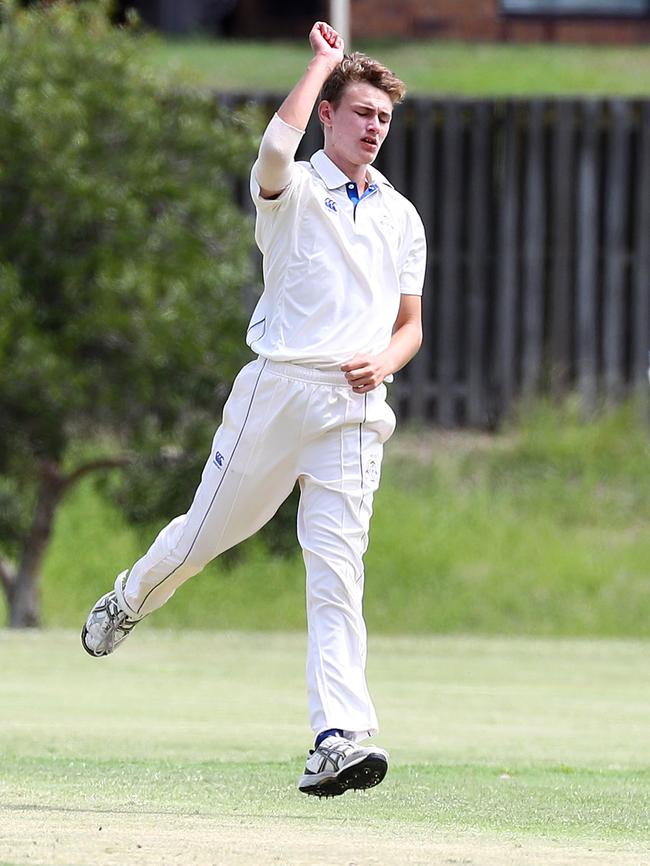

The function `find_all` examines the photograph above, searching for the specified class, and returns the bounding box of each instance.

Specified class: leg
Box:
[296,386,396,796]
[298,387,394,742]
[83,360,303,655]
[118,359,302,618]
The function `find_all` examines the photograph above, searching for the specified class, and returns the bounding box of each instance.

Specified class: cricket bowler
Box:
[82,21,426,798]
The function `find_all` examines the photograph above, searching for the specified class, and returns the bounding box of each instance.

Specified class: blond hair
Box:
[320,53,406,107]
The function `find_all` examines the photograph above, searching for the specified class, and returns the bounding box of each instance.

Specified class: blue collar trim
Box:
[345,181,379,207]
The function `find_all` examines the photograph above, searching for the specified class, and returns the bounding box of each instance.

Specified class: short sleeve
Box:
[399,208,427,296]
[249,159,300,212]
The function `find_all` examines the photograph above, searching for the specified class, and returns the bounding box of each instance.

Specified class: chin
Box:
[356,149,375,165]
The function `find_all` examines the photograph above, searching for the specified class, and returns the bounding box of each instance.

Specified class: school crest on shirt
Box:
[364,456,380,485]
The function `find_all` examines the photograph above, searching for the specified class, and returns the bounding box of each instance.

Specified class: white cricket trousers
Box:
[116,357,396,741]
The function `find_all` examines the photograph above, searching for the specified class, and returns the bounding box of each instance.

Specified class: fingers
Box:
[341,356,380,391]
[340,356,369,376]
[312,21,344,50]
[345,368,371,391]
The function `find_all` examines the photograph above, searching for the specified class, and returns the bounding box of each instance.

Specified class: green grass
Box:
[144,35,650,95]
[6,399,648,637]
[1,630,649,865]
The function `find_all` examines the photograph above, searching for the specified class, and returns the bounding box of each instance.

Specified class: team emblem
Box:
[364,457,379,484]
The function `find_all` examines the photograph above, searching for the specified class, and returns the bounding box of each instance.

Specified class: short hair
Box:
[319,53,406,108]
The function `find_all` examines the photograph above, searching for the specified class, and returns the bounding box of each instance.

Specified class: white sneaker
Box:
[298,735,389,797]
[81,579,141,657]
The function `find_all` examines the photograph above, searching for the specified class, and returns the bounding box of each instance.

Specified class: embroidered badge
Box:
[364,457,379,485]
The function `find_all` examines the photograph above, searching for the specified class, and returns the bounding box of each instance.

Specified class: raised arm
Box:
[256,22,344,199]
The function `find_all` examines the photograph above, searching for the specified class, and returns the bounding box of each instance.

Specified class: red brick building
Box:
[124,0,650,44]
[350,0,650,44]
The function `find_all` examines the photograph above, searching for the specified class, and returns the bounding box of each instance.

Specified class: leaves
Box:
[0,2,259,557]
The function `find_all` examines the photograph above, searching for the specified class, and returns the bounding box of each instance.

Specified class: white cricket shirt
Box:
[247,149,426,369]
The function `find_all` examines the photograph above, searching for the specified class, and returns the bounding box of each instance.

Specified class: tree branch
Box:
[63,456,132,490]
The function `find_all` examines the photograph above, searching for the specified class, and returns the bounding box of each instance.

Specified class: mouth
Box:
[361,137,378,148]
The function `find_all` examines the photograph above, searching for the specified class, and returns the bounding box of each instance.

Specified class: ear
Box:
[318,99,334,128]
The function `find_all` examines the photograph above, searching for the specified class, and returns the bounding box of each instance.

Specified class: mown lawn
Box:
[0,630,649,865]
[144,35,650,95]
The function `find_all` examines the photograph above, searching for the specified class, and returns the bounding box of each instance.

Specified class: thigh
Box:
[297,385,395,542]
[297,422,385,589]
[177,359,304,559]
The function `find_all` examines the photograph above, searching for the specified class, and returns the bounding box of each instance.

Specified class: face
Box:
[319,82,393,174]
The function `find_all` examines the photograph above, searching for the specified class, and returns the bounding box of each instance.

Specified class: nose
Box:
[366,114,379,133]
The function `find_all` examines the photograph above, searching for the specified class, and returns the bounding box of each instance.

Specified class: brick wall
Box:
[351,0,650,44]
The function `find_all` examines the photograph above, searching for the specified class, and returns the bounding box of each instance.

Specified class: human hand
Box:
[309,21,344,66]
[341,354,391,393]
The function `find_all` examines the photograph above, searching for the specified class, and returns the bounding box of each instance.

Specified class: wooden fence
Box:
[221,93,650,428]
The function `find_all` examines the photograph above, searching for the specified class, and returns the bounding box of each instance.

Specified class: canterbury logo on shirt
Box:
[324,198,337,213]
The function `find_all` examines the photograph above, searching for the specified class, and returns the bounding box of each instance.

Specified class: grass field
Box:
[144,36,650,96]
[1,629,649,865]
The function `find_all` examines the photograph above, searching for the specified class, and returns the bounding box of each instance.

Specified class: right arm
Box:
[256,21,344,200]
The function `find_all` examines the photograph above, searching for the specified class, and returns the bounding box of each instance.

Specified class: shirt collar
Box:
[310,150,393,192]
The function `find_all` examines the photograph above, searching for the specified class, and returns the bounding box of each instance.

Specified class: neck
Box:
[323,147,369,189]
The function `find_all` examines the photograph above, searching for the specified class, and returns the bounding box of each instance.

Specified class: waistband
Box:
[260,358,350,386]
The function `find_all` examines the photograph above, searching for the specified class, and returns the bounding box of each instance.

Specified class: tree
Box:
[0,1,259,626]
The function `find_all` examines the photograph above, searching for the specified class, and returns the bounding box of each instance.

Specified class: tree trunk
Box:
[9,568,41,628]
[6,456,130,628]
[0,557,16,613]
[9,462,66,628]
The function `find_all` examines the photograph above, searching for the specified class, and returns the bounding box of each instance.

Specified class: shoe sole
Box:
[299,753,388,798]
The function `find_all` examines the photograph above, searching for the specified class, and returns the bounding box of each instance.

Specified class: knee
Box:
[305,549,364,607]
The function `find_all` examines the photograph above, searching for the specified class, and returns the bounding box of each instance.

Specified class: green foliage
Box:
[369,400,650,636]
[0,2,259,556]
[9,398,649,637]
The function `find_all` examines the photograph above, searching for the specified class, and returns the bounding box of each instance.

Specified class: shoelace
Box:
[97,598,137,651]
[101,597,129,632]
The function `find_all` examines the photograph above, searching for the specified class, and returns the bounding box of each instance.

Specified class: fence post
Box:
[550,99,576,399]
[438,100,463,427]
[603,99,631,407]
[409,98,435,422]
[494,100,519,423]
[466,101,491,427]
[575,99,600,415]
[632,101,650,416]
[522,99,546,400]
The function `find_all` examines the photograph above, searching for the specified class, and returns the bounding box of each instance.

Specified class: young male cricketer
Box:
[82,21,426,798]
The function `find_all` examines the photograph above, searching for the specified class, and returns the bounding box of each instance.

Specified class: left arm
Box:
[341,294,423,392]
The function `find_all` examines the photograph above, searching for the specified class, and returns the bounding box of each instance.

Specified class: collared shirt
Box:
[247,149,426,369]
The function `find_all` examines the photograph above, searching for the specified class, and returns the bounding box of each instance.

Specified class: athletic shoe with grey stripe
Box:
[81,576,141,657]
[298,735,389,797]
